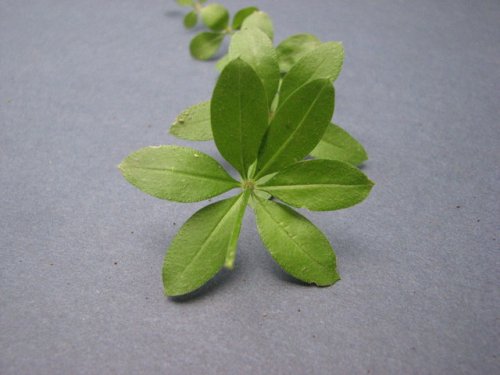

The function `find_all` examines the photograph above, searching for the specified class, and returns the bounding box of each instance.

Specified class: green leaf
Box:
[119,145,238,202]
[256,79,335,178]
[183,11,198,29]
[228,28,280,107]
[211,58,269,178]
[170,101,212,141]
[163,194,247,296]
[311,123,368,165]
[259,159,374,211]
[200,3,229,31]
[176,0,194,7]
[189,32,225,60]
[232,6,258,30]
[279,42,344,106]
[276,33,322,74]
[253,196,339,286]
[241,11,274,40]
[224,189,250,269]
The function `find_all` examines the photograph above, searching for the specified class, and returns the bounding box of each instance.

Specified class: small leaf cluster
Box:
[177,0,273,61]
[120,23,374,296]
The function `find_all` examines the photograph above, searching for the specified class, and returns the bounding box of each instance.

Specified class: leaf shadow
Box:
[164,10,184,18]
[168,268,237,303]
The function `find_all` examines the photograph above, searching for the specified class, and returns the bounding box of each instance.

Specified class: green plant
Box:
[176,0,272,61]
[120,29,374,295]
[170,27,368,167]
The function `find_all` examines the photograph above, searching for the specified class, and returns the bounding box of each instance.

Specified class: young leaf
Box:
[190,32,225,60]
[183,11,198,29]
[170,101,212,141]
[119,145,238,202]
[259,159,374,211]
[228,28,280,107]
[276,33,322,74]
[232,6,258,30]
[200,3,229,31]
[241,11,274,40]
[311,123,368,166]
[256,79,335,178]
[163,194,247,296]
[253,196,339,286]
[279,42,344,106]
[176,0,194,7]
[211,58,269,178]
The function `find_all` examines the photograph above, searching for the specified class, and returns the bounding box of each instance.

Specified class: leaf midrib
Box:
[257,199,329,271]
[257,83,329,177]
[178,196,243,281]
[261,183,370,190]
[127,165,237,184]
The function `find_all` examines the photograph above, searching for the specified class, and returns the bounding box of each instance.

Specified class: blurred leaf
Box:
[241,11,274,40]
[189,32,225,60]
[276,33,322,74]
[232,6,259,30]
[200,3,230,31]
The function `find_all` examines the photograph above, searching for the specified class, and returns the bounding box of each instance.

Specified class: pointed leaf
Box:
[200,3,229,31]
[276,33,322,74]
[311,123,368,165]
[211,58,269,178]
[241,11,274,40]
[259,159,374,211]
[119,145,238,202]
[256,79,335,178]
[228,28,280,107]
[279,42,344,106]
[163,194,247,296]
[232,6,258,30]
[253,196,339,286]
[190,32,224,60]
[183,11,198,29]
[170,101,212,141]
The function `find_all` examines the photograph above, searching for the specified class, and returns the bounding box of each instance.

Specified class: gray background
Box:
[1,0,499,374]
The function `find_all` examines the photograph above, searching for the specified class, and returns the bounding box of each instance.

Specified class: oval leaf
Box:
[241,11,274,40]
[163,194,247,296]
[183,11,198,29]
[256,79,335,178]
[200,3,229,31]
[228,28,280,107]
[211,58,269,178]
[276,33,322,74]
[253,196,339,286]
[259,159,374,211]
[311,123,368,165]
[189,32,224,60]
[119,145,238,202]
[232,6,258,30]
[170,101,212,141]
[279,41,344,106]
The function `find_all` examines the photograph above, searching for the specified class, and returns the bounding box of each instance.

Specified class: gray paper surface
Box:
[1,0,499,374]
